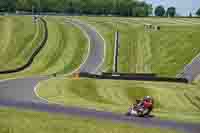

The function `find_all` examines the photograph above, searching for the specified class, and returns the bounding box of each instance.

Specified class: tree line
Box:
[197,8,200,16]
[0,0,153,16]
[155,5,200,17]
[0,0,199,17]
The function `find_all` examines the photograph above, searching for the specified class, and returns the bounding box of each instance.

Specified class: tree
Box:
[154,5,165,16]
[196,8,200,16]
[147,4,153,16]
[0,0,8,11]
[189,12,192,17]
[166,7,176,17]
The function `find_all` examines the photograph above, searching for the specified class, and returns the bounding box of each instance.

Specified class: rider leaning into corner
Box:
[126,96,154,117]
[136,96,154,111]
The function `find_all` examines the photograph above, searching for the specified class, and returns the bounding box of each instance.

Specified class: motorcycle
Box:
[125,100,153,117]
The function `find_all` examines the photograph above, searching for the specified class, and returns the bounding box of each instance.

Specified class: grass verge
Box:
[0,16,40,70]
[0,107,179,133]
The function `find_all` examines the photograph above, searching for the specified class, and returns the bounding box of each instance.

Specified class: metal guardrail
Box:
[78,72,188,83]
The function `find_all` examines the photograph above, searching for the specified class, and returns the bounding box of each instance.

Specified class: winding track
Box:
[65,19,105,73]
[0,18,105,103]
[0,17,199,133]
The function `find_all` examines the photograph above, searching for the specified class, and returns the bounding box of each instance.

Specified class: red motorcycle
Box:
[125,99,153,117]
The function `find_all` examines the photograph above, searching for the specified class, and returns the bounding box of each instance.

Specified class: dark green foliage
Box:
[166,7,176,17]
[189,12,192,17]
[154,5,165,16]
[0,0,152,16]
[0,0,16,12]
[196,8,200,16]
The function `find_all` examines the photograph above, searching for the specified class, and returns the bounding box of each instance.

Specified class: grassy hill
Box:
[76,17,200,77]
[1,16,199,77]
[0,16,88,79]
[0,16,42,70]
[36,17,200,123]
[37,78,200,123]
[25,17,88,75]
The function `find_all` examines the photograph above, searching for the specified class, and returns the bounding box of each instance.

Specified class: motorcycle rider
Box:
[126,96,154,117]
[135,96,153,111]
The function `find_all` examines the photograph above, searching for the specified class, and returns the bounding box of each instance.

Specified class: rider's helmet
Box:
[144,96,152,102]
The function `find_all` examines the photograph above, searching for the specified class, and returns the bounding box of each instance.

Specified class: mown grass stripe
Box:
[0,18,47,74]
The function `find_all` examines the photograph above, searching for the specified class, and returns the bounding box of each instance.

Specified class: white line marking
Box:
[34,81,58,104]
[60,19,91,76]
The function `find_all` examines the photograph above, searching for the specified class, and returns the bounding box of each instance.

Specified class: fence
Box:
[78,72,188,83]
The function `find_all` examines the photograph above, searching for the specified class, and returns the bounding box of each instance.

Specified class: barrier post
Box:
[72,72,80,80]
[113,31,120,73]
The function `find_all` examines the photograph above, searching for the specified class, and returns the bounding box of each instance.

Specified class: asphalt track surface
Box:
[65,19,105,73]
[0,99,200,133]
[177,53,200,82]
[0,18,199,133]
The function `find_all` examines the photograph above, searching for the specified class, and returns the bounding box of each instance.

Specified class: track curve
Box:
[0,18,105,101]
[0,18,105,102]
[0,76,48,103]
[0,18,199,133]
[65,19,105,73]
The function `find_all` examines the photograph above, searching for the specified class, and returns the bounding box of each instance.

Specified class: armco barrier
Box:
[79,72,188,83]
[102,72,157,77]
[0,18,48,74]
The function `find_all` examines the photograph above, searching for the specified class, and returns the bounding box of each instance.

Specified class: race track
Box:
[177,53,200,82]
[0,76,48,103]
[0,18,105,103]
[0,17,199,133]
[0,99,200,133]
[66,19,105,73]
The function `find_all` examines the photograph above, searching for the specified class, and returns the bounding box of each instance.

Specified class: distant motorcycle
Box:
[125,99,153,117]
